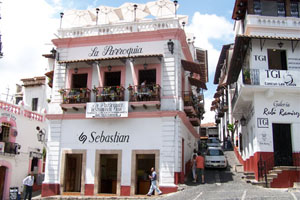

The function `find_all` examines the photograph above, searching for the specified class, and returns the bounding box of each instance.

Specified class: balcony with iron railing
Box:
[183,91,204,126]
[0,142,20,156]
[59,88,91,104]
[58,18,182,39]
[93,86,125,102]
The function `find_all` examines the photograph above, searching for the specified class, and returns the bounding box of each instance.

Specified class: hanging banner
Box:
[260,70,300,87]
[86,102,128,118]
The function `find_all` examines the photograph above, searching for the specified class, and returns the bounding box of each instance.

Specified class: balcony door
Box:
[272,124,293,166]
[267,49,287,70]
[0,123,10,142]
[105,72,121,86]
[72,74,87,89]
[138,69,156,85]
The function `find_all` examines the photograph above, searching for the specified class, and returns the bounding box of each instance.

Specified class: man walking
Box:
[196,152,205,184]
[23,173,34,200]
[147,167,163,196]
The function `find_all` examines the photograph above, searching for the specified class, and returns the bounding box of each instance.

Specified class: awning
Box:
[181,60,205,77]
[188,77,207,90]
[58,54,163,64]
[45,70,54,79]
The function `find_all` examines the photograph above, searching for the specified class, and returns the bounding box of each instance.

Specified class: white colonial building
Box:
[213,0,300,188]
[0,77,47,200]
[42,0,208,197]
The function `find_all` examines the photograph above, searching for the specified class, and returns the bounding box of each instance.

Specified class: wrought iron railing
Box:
[0,142,20,155]
[92,86,125,102]
[59,88,91,104]
[128,84,161,102]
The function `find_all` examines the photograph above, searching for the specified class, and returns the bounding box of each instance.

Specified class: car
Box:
[205,147,227,169]
[206,137,222,148]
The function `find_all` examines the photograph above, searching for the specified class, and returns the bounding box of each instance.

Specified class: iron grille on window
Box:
[254,0,262,15]
[277,2,286,16]
[290,2,299,17]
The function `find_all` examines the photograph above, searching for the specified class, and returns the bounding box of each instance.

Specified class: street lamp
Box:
[174,0,178,18]
[240,116,246,126]
[36,126,46,143]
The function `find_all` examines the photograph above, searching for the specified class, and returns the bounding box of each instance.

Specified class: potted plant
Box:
[243,69,251,84]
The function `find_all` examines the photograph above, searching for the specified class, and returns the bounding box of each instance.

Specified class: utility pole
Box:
[0,1,3,58]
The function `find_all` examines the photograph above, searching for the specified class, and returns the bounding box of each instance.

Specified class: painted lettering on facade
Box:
[262,70,298,87]
[254,55,267,62]
[78,131,130,144]
[88,45,143,58]
[1,113,16,121]
[262,100,300,118]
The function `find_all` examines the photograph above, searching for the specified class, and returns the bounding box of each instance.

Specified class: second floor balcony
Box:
[0,142,21,156]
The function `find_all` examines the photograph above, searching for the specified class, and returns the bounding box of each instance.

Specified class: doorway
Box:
[138,69,156,85]
[135,154,155,195]
[0,166,6,200]
[98,154,118,194]
[72,74,88,89]
[105,72,121,86]
[64,154,82,193]
[272,123,293,166]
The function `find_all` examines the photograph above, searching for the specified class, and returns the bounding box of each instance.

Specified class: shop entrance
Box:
[98,154,118,194]
[0,166,6,200]
[135,154,155,195]
[64,154,82,193]
[272,123,293,166]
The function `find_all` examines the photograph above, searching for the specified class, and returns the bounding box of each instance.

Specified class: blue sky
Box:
[0,0,235,122]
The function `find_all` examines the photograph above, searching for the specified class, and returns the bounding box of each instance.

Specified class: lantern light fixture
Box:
[167,39,174,54]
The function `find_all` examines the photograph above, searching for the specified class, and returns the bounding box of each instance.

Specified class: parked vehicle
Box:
[206,137,222,148]
[205,147,227,169]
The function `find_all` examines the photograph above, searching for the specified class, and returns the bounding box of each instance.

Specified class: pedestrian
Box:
[147,167,163,196]
[196,152,205,184]
[23,173,34,200]
[191,154,197,183]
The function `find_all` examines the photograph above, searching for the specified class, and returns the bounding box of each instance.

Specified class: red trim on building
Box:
[120,186,130,196]
[159,186,178,194]
[84,184,94,195]
[41,183,60,197]
[174,172,179,185]
[271,170,300,188]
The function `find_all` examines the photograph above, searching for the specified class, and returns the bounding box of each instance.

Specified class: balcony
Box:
[93,86,125,102]
[60,88,91,104]
[183,91,202,126]
[57,18,181,39]
[242,69,300,87]
[244,14,300,36]
[0,142,20,156]
[128,84,161,109]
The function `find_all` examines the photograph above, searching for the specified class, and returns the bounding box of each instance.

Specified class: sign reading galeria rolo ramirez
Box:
[86,102,128,118]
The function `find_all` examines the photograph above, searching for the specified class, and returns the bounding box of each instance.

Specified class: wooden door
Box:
[272,124,293,166]
[0,166,6,200]
[65,156,77,192]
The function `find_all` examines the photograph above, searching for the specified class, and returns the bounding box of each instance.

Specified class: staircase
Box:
[243,166,300,188]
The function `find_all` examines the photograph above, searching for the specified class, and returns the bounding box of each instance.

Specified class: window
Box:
[267,49,287,70]
[277,1,286,16]
[15,97,23,105]
[253,0,262,15]
[32,98,38,111]
[291,1,299,17]
[207,149,224,156]
[0,123,11,142]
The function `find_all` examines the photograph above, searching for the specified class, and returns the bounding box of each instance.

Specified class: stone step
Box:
[294,182,300,189]
[266,173,278,179]
[269,169,282,174]
[249,180,269,187]
[235,164,244,173]
[243,172,255,176]
[273,166,298,170]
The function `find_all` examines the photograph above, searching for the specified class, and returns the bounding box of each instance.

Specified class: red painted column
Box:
[41,183,60,197]
[120,186,130,196]
[84,184,94,195]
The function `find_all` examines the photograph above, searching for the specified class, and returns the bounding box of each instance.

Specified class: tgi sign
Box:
[257,118,269,128]
[261,70,300,87]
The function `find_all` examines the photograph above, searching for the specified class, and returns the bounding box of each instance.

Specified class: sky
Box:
[0,0,235,123]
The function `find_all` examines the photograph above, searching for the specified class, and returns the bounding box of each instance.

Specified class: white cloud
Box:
[186,12,234,123]
[0,0,59,98]
[186,12,234,77]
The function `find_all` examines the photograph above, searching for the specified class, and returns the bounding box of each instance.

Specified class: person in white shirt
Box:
[23,173,34,200]
[147,167,163,196]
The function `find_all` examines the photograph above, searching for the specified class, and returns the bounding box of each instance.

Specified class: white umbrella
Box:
[115,3,150,22]
[62,10,96,28]
[146,0,179,18]
[96,6,120,24]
